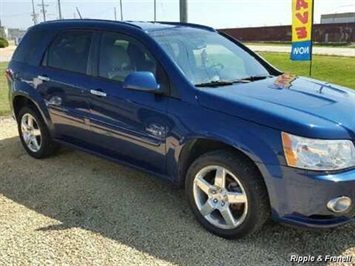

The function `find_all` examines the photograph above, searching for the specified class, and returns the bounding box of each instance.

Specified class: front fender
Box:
[166,99,285,185]
[178,130,282,166]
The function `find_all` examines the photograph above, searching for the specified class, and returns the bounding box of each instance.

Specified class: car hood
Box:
[197,75,355,139]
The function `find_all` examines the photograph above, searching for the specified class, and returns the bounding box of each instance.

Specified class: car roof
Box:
[34,19,216,33]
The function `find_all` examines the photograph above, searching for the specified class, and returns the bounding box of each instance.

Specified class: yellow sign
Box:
[291,0,314,60]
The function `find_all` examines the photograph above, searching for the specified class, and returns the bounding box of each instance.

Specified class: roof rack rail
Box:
[41,19,142,29]
[151,21,216,32]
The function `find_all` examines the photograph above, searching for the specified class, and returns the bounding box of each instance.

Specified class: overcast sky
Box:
[0,0,354,29]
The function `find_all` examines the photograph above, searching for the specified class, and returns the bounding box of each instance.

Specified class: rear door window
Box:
[46,31,93,74]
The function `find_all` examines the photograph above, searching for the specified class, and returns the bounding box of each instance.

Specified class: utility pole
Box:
[38,0,48,22]
[31,0,38,24]
[58,0,63,19]
[179,0,188,22]
[114,7,117,20]
[154,0,156,22]
[120,0,123,21]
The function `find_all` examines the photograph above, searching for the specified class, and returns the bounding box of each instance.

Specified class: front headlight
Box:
[281,132,355,171]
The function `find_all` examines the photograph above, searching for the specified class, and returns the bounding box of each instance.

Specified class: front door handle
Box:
[38,75,50,82]
[90,89,107,97]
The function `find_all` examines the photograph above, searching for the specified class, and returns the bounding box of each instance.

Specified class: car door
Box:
[37,30,95,145]
[87,31,171,175]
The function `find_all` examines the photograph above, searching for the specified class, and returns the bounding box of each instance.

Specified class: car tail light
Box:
[5,68,13,81]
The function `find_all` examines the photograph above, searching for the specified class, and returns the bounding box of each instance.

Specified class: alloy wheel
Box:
[193,165,248,230]
[21,113,42,152]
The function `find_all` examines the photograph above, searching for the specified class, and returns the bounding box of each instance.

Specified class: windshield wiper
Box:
[195,80,234,87]
[195,79,251,88]
[238,75,274,82]
[195,75,274,87]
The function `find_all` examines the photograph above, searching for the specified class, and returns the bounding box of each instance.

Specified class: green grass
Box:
[246,42,355,48]
[258,52,355,89]
[0,62,10,116]
[0,54,354,116]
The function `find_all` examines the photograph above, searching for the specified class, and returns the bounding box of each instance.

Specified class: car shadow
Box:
[0,136,354,265]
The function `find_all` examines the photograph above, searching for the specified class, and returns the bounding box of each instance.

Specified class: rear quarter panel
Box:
[8,61,55,134]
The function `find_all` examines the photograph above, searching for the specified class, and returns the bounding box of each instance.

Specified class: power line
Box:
[85,7,111,17]
[1,12,32,18]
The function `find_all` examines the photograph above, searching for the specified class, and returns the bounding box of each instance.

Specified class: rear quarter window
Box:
[12,29,48,66]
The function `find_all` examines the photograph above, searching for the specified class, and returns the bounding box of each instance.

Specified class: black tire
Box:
[185,150,270,239]
[17,106,59,159]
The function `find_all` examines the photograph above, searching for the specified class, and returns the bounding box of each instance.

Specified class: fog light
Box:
[327,197,352,213]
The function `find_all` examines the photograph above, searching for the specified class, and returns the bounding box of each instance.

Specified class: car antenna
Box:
[76,7,82,19]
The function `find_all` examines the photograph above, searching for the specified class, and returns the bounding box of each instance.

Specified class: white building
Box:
[321,6,355,24]
[8,28,27,40]
[0,26,8,39]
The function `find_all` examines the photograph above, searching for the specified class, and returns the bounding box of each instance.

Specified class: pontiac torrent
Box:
[6,20,355,239]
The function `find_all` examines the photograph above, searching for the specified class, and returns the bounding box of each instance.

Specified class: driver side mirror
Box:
[123,72,161,94]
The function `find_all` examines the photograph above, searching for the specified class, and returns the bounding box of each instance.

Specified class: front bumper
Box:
[257,163,355,228]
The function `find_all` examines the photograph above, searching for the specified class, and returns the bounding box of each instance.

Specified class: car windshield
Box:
[150,28,271,86]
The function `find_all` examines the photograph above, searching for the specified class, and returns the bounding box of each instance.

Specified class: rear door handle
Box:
[38,75,50,82]
[90,89,107,97]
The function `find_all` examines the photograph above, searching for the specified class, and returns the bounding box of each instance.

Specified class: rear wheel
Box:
[17,106,59,159]
[185,150,270,239]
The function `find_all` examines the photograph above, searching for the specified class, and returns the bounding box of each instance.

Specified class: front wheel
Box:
[185,150,270,239]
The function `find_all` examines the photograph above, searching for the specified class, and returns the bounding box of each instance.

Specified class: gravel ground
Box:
[0,116,354,265]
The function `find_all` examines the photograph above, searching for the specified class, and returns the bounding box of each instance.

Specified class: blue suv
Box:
[6,20,355,239]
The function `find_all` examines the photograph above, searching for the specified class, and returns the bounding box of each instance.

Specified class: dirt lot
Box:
[0,116,354,265]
